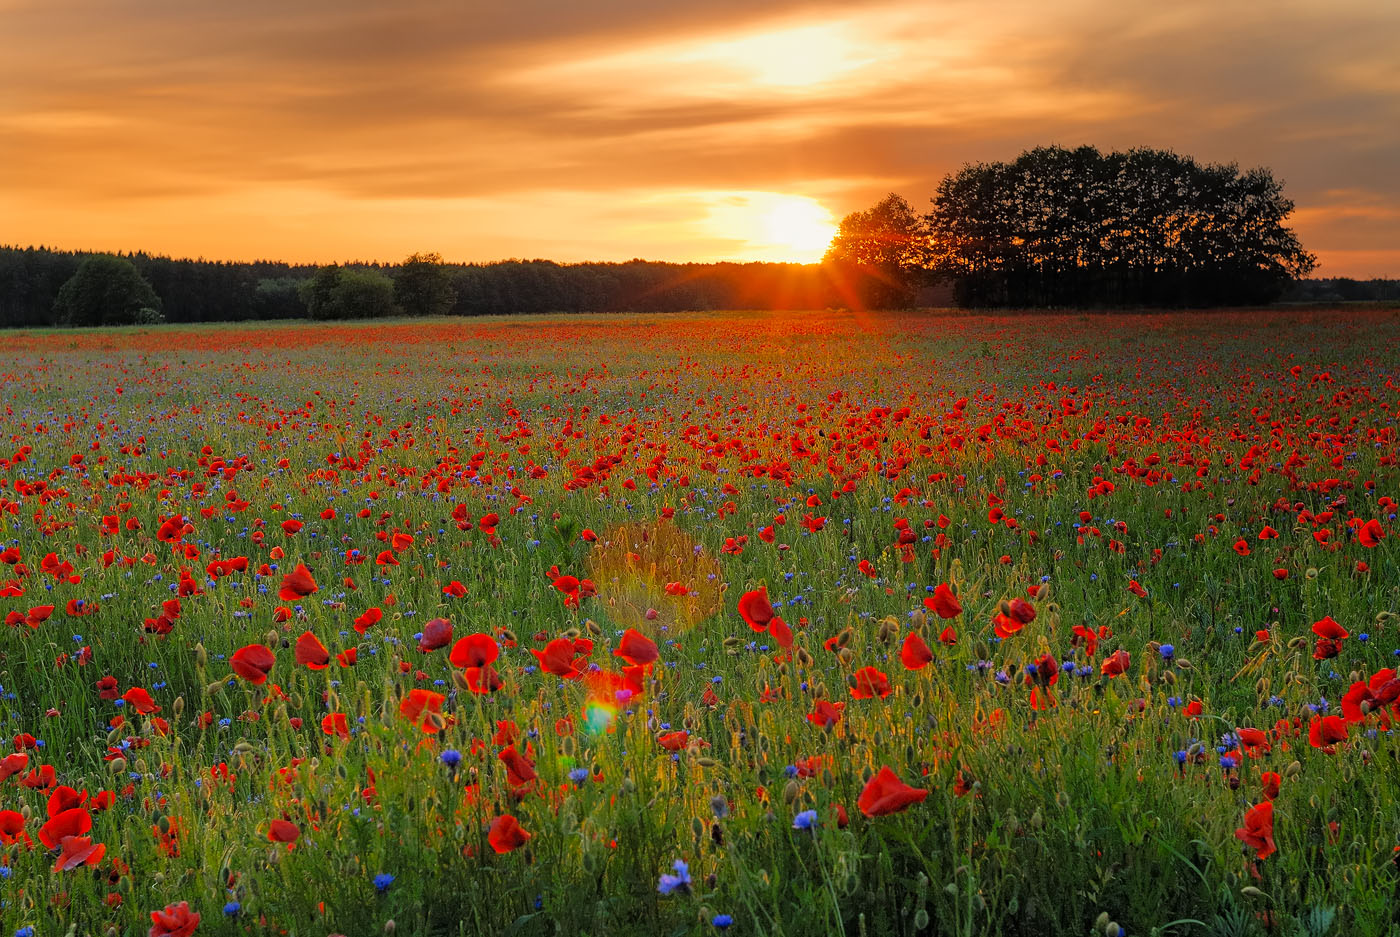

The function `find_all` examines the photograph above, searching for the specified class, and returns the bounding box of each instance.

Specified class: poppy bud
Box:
[913,909,929,930]
[195,643,208,668]
[1176,659,1193,670]
[384,920,396,933]
[783,780,799,804]
[1240,886,1264,899]
[172,696,184,716]
[1305,567,1319,579]
[1255,678,1268,697]
[206,681,226,696]
[109,757,127,774]
[1105,924,1122,937]
[1162,670,1176,686]
[265,629,279,647]
[1285,760,1302,777]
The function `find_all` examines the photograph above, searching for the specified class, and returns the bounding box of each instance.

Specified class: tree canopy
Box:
[53,255,162,326]
[394,252,457,318]
[822,193,927,308]
[924,145,1316,307]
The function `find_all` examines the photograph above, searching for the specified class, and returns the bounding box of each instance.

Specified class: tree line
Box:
[0,247,845,327]
[0,145,1348,325]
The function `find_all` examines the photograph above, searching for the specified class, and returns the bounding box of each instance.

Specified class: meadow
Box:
[1,309,1398,937]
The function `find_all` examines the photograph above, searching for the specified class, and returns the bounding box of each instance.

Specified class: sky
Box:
[2,0,1397,275]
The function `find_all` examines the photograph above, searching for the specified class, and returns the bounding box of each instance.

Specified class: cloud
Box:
[0,0,1396,273]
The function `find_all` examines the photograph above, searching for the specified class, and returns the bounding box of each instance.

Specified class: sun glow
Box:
[761,198,839,259]
[689,191,837,262]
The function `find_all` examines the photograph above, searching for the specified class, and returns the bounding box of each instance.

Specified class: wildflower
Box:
[658,859,692,895]
[793,809,818,831]
[374,873,395,893]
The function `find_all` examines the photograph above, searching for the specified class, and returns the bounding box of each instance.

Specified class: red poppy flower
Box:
[807,699,845,728]
[450,633,500,669]
[1308,714,1348,750]
[924,583,962,619]
[399,689,446,734]
[1100,649,1131,677]
[531,638,585,678]
[850,666,891,700]
[277,562,318,601]
[465,664,505,694]
[230,644,275,684]
[658,730,689,751]
[267,818,300,844]
[1234,801,1276,860]
[148,901,201,937]
[498,746,537,787]
[738,588,776,631]
[122,687,161,714]
[38,806,91,848]
[857,766,928,817]
[757,614,789,649]
[1260,771,1281,800]
[294,631,330,670]
[900,632,933,670]
[488,814,531,853]
[0,809,25,845]
[353,607,382,634]
[321,712,350,740]
[417,617,454,652]
[54,834,106,871]
[614,629,659,666]
[1358,518,1385,548]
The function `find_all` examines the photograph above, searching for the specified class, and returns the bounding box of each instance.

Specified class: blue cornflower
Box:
[568,767,589,784]
[440,749,462,768]
[793,809,818,831]
[1159,644,1174,660]
[713,914,734,929]
[658,859,692,895]
[374,873,395,893]
[223,902,241,917]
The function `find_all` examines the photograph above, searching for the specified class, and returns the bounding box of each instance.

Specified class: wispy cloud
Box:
[1,0,1395,273]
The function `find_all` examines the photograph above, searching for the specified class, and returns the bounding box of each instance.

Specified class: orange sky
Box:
[2,0,1397,275]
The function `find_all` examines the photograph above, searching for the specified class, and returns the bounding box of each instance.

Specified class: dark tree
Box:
[394,252,457,317]
[926,146,1316,307]
[299,264,397,320]
[822,193,928,308]
[53,255,162,326]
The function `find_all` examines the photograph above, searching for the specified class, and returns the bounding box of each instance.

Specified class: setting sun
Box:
[762,197,839,259]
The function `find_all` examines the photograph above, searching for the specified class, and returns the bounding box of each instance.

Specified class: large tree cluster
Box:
[827,145,1317,308]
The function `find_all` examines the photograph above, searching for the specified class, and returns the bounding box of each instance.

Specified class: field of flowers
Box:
[1,309,1398,937]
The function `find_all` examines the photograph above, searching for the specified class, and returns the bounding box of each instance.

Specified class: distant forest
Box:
[1,146,1393,327]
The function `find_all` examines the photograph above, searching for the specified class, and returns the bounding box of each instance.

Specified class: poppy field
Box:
[2,309,1400,937]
